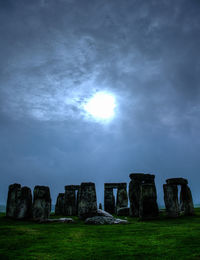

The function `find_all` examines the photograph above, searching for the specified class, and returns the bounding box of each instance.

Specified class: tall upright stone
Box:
[129,179,141,217]
[116,184,128,210]
[64,185,80,216]
[104,187,115,214]
[180,184,194,216]
[32,186,51,221]
[163,184,179,218]
[104,183,128,214]
[78,182,97,219]
[64,186,76,216]
[139,184,159,220]
[163,178,194,217]
[55,193,65,215]
[129,173,156,217]
[6,183,32,219]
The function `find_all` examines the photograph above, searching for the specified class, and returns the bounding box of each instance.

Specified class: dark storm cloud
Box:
[0,0,200,205]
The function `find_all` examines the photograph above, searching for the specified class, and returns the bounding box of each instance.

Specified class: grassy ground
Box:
[1,210,200,260]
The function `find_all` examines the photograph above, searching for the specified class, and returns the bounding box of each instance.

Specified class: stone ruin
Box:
[32,186,51,221]
[5,175,196,223]
[55,183,98,219]
[104,183,128,214]
[6,183,32,219]
[163,178,194,218]
[129,173,159,219]
[78,182,97,219]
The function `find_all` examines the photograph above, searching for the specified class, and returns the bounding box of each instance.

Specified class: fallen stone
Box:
[97,209,113,217]
[85,216,128,225]
[39,218,74,223]
[117,207,130,216]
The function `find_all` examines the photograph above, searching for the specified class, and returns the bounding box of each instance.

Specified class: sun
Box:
[84,92,116,120]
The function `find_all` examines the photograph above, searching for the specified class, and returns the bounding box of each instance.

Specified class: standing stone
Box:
[116,184,128,211]
[6,183,32,219]
[139,184,159,220]
[129,180,140,217]
[180,185,194,216]
[104,187,115,214]
[163,184,179,218]
[78,182,97,219]
[64,186,76,216]
[129,173,156,217]
[55,193,65,215]
[32,186,51,221]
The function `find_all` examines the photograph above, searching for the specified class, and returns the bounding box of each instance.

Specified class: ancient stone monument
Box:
[129,173,159,219]
[104,183,128,214]
[64,185,80,216]
[78,182,97,219]
[163,178,194,217]
[55,193,65,215]
[32,186,51,221]
[6,183,32,219]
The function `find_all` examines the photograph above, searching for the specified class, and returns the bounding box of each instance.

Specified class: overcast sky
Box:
[0,0,200,206]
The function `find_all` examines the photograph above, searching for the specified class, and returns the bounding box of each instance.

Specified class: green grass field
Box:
[1,210,200,260]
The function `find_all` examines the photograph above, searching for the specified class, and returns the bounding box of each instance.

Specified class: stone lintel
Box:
[104,183,127,189]
[65,185,80,191]
[129,173,155,181]
[166,178,188,186]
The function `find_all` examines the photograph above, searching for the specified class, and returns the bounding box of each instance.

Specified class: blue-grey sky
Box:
[0,0,200,206]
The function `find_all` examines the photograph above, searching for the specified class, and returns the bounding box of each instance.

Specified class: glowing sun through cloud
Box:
[84,92,116,120]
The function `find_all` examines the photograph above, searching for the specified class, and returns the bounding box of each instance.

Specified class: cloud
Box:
[0,0,200,205]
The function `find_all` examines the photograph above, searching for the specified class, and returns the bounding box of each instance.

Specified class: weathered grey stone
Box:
[32,186,51,221]
[166,178,188,186]
[129,173,156,217]
[6,183,32,219]
[39,218,74,223]
[129,180,140,217]
[116,186,128,210]
[180,185,194,216]
[104,183,127,214]
[55,193,65,215]
[64,185,80,216]
[99,203,102,210]
[163,184,179,218]
[64,186,76,216]
[85,216,128,225]
[97,209,113,217]
[104,187,115,214]
[117,207,130,216]
[78,182,97,219]
[129,173,155,184]
[139,184,159,220]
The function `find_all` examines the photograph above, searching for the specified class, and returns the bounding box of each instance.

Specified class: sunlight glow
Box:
[84,92,116,120]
